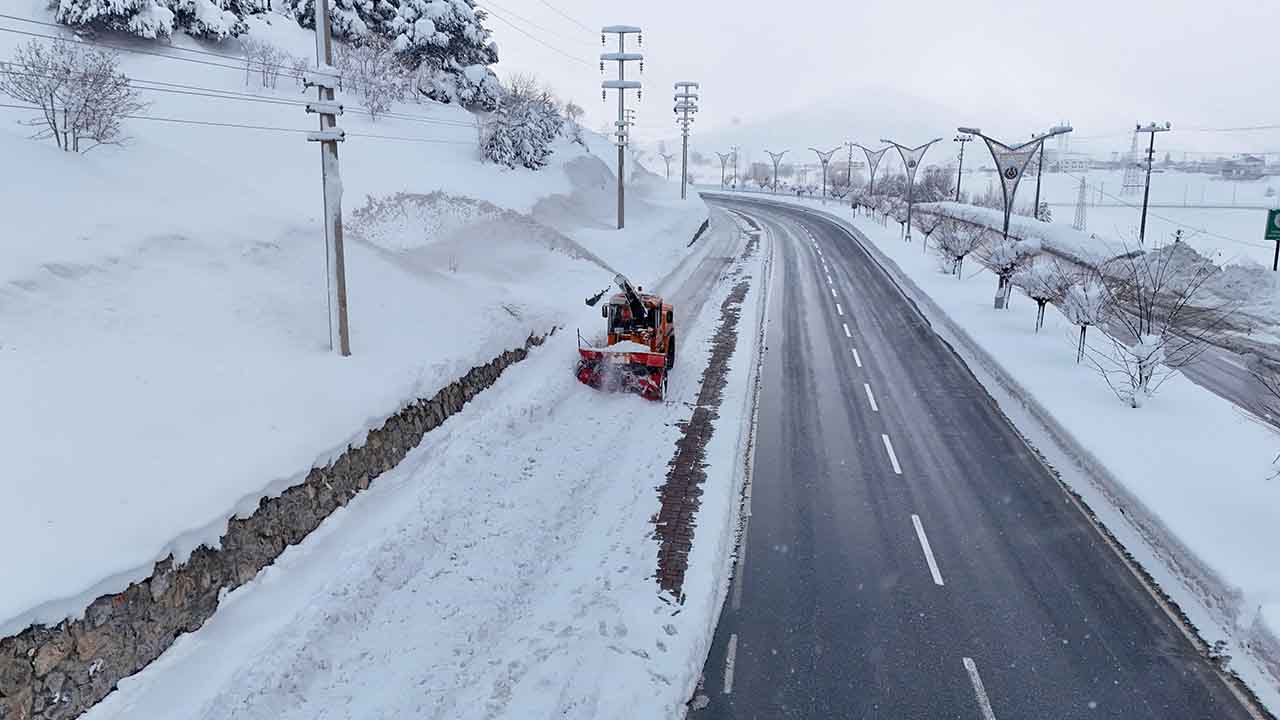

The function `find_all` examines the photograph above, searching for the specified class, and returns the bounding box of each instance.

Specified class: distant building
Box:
[1222,155,1266,180]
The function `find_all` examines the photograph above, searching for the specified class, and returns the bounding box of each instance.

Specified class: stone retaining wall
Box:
[0,331,549,720]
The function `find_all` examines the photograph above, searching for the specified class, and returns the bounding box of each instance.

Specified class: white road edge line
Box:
[852,348,863,368]
[724,634,739,695]
[911,514,945,586]
[864,383,879,412]
[962,657,998,720]
[836,303,844,316]
[881,434,902,475]
[842,323,852,338]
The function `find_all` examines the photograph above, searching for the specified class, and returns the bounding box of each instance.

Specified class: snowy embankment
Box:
[80,209,768,720]
[0,13,707,639]
[710,191,1280,711]
[915,201,1135,265]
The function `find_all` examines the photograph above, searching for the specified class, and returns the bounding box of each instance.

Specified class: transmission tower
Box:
[1121,128,1145,196]
[1072,176,1088,231]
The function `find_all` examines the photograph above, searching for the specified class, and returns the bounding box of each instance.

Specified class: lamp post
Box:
[809,146,840,203]
[957,124,1073,241]
[881,137,942,243]
[854,143,890,197]
[953,133,972,202]
[1135,122,1172,246]
[765,149,787,194]
[1030,124,1072,222]
[716,151,732,189]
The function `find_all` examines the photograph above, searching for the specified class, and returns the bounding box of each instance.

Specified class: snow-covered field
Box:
[711,191,1280,712]
[78,209,767,720]
[0,9,710,640]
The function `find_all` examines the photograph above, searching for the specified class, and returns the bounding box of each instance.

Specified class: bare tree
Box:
[1082,244,1236,407]
[563,101,585,146]
[338,37,409,120]
[0,39,146,152]
[1013,257,1072,331]
[932,218,989,277]
[978,235,1041,308]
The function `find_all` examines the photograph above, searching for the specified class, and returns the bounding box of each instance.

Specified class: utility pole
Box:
[1136,121,1172,246]
[765,149,787,194]
[809,146,839,203]
[882,137,942,243]
[953,133,972,202]
[729,144,741,188]
[673,81,699,199]
[304,0,350,356]
[601,25,643,230]
[716,151,732,189]
[658,151,675,179]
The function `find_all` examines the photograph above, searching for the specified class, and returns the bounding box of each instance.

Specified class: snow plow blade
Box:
[576,347,668,401]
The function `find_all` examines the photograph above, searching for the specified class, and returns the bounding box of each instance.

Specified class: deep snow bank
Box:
[0,11,708,636]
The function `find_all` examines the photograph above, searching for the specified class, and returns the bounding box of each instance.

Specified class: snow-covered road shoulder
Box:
[81,209,770,720]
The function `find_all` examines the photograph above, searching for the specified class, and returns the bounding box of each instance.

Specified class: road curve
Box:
[692,196,1256,719]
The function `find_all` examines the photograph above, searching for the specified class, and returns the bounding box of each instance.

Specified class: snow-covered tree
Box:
[55,0,176,38]
[1013,258,1071,331]
[1060,271,1109,364]
[416,60,500,111]
[167,0,244,39]
[0,39,146,152]
[390,0,495,67]
[282,0,398,42]
[932,218,988,277]
[979,235,1041,308]
[482,74,563,170]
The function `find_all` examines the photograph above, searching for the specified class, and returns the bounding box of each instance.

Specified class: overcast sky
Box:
[488,0,1279,160]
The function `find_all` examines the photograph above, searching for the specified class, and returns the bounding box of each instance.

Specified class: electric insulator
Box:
[602,90,606,101]
[639,61,644,73]
[638,34,643,46]
[637,89,642,101]
[599,62,604,72]
[601,34,605,45]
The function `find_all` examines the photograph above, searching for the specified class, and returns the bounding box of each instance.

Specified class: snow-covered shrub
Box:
[0,39,146,152]
[932,218,988,277]
[416,60,500,111]
[55,0,175,38]
[1082,246,1236,407]
[1013,258,1071,331]
[241,38,288,88]
[481,75,564,170]
[337,36,409,120]
[978,235,1041,308]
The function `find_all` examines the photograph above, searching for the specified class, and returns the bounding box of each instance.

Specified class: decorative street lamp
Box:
[765,149,788,194]
[957,124,1073,241]
[853,143,891,198]
[881,137,942,243]
[809,146,840,203]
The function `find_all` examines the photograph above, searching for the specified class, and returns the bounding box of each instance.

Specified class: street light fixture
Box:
[853,143,891,198]
[957,124,1072,241]
[881,137,943,243]
[1031,124,1074,222]
[765,149,788,194]
[1135,122,1172,246]
[953,133,973,202]
[809,146,840,203]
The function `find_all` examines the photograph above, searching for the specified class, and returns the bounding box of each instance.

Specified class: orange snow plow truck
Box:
[576,273,675,401]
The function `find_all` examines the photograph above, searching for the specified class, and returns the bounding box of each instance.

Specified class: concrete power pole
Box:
[304,0,350,356]
[765,150,787,194]
[729,145,741,188]
[673,81,699,199]
[1135,121,1172,246]
[601,25,643,230]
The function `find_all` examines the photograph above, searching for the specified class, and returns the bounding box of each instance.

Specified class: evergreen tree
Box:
[282,0,398,41]
[390,0,496,69]
[55,0,176,39]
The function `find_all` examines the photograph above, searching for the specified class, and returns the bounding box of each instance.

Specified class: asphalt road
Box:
[693,196,1255,719]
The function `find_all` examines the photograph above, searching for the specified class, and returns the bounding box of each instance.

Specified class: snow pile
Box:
[0,12,708,638]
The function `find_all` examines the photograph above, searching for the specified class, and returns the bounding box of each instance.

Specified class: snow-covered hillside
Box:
[0,10,708,638]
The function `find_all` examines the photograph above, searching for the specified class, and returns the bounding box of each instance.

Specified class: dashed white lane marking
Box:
[852,348,863,368]
[863,383,879,412]
[842,323,852,338]
[911,514,945,586]
[836,303,844,316]
[724,634,739,695]
[830,288,837,298]
[881,434,902,475]
[962,657,998,720]
[826,274,834,284]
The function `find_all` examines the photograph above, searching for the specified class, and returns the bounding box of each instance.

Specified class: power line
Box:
[481,7,591,67]
[476,1,593,47]
[533,0,594,33]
